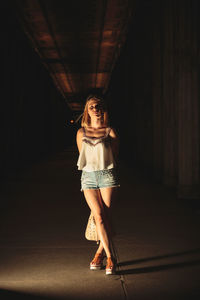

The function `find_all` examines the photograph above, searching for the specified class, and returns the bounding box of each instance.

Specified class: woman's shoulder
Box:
[107,126,118,138]
[77,127,85,137]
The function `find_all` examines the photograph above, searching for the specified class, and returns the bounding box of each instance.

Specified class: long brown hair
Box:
[81,95,109,128]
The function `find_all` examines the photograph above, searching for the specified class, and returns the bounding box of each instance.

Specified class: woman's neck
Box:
[90,118,103,129]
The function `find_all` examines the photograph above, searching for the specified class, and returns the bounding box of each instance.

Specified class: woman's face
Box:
[87,99,103,119]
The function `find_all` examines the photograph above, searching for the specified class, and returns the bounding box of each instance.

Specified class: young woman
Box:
[76,94,120,275]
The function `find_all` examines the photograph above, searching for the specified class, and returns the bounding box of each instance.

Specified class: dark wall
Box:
[108,0,200,199]
[107,0,154,173]
[0,3,73,180]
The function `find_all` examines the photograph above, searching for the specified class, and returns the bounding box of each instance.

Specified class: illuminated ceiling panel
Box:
[15,0,134,111]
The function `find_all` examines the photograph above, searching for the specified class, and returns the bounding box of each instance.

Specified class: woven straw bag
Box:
[85,211,99,242]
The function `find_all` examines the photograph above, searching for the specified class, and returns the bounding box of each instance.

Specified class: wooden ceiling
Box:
[15,0,134,113]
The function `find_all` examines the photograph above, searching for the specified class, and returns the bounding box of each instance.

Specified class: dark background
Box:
[1,0,200,200]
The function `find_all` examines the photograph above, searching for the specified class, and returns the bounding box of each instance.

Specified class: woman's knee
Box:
[94,212,104,225]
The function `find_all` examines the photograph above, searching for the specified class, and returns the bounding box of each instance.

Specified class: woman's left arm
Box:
[109,128,119,161]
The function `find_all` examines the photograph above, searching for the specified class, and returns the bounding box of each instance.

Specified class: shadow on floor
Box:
[0,289,93,300]
[116,247,200,275]
[0,290,56,300]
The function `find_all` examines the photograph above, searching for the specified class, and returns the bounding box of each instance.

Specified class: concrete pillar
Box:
[152,5,163,182]
[162,0,179,186]
[152,0,178,185]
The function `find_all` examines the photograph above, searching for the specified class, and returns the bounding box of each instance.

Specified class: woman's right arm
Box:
[76,128,84,153]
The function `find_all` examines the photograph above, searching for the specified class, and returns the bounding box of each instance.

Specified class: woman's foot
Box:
[90,253,104,270]
[106,257,116,275]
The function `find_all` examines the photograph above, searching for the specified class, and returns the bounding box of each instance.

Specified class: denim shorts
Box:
[81,168,120,191]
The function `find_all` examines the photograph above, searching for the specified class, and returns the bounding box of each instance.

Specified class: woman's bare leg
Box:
[99,187,118,274]
[100,187,118,243]
[95,187,118,254]
[83,189,112,258]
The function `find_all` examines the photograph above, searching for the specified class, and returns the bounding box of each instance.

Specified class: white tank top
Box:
[77,127,116,171]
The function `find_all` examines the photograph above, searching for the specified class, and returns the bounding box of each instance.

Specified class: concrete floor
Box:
[0,146,200,300]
